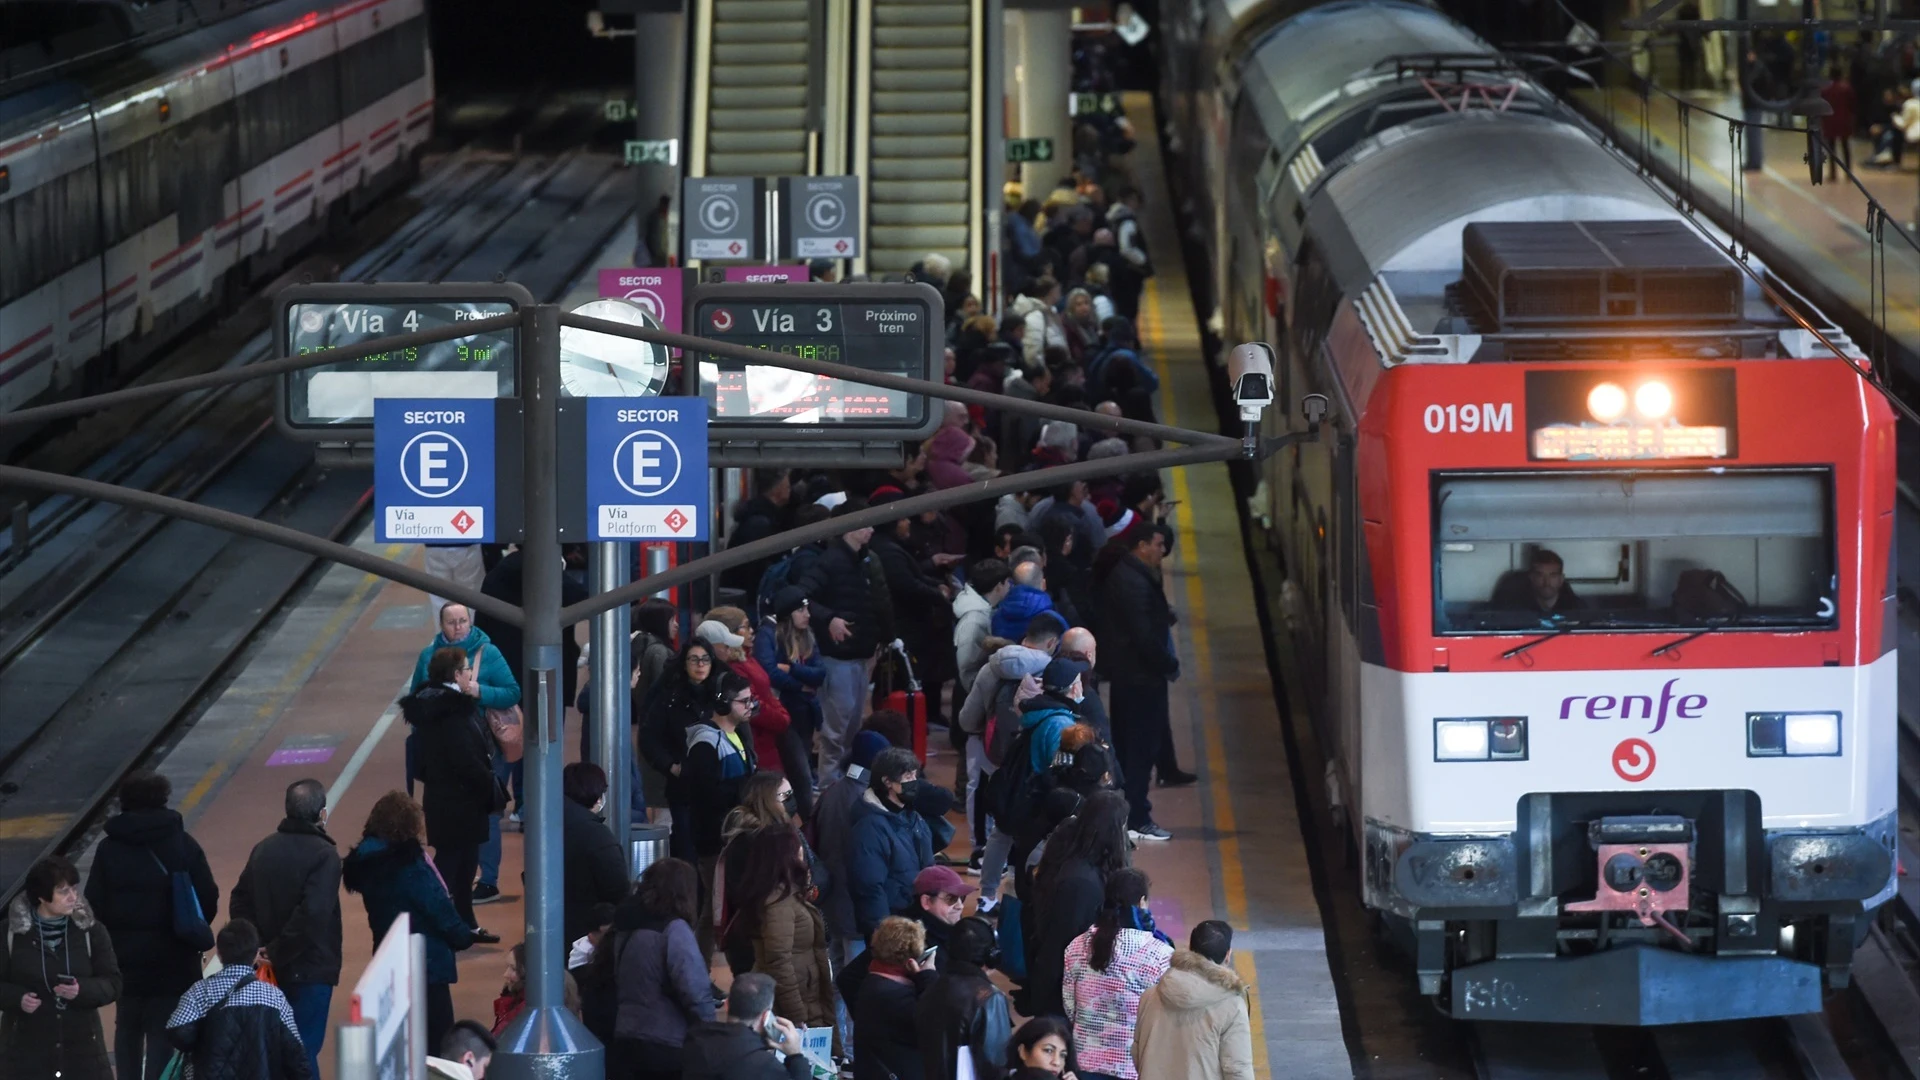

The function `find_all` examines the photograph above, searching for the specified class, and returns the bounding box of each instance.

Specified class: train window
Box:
[338,19,428,117]
[1,164,100,307]
[102,104,232,246]
[1431,470,1836,634]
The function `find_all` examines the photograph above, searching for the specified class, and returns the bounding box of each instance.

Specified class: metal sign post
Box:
[587,543,632,847]
[492,305,605,1080]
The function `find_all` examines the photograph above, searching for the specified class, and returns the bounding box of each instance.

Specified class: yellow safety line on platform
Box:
[1140,272,1270,1074]
[178,547,406,816]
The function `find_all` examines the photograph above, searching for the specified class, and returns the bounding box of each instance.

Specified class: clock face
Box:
[560,299,671,397]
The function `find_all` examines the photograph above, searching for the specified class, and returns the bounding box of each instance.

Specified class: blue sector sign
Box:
[586,398,710,541]
[374,399,496,543]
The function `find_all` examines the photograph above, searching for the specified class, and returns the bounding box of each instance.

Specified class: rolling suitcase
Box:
[878,639,929,763]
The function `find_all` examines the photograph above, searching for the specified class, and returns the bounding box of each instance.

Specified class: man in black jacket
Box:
[721,468,794,595]
[1095,523,1179,840]
[799,500,890,785]
[405,647,504,942]
[165,920,309,1080]
[85,770,219,1080]
[915,917,1011,1080]
[230,779,343,1080]
[681,972,812,1079]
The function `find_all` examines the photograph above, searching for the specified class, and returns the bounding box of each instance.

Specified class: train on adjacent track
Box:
[1163,0,1899,1024]
[0,0,433,414]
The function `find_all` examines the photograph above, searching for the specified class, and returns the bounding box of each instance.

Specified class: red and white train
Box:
[1167,0,1899,1023]
[0,0,432,413]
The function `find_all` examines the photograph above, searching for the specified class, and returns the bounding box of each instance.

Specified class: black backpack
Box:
[982,678,1025,768]
[1672,569,1747,622]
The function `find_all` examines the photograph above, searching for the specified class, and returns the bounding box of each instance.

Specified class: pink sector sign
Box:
[722,265,808,283]
[597,269,685,332]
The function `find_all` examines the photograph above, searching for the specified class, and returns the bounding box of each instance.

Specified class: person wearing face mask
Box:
[228,779,341,1080]
[560,763,632,948]
[680,972,812,1080]
[846,748,936,941]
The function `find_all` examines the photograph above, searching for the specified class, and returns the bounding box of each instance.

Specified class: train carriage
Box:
[1170,0,1900,1025]
[0,0,432,415]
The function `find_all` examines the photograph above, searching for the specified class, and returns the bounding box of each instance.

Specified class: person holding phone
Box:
[853,916,935,1080]
[0,855,121,1080]
[680,973,812,1079]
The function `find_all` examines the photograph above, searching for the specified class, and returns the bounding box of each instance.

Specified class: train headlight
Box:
[1586,382,1628,423]
[1746,711,1841,757]
[1433,718,1528,762]
[1633,380,1674,420]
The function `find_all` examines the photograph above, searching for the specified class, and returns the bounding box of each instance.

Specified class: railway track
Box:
[1472,1015,1854,1079]
[0,97,636,899]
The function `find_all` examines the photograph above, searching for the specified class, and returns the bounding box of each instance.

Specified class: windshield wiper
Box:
[1501,622,1577,661]
[1650,616,1742,658]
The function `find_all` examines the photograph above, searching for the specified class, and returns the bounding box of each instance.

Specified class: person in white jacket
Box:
[952,560,1014,696]
[1132,921,1255,1080]
[1010,278,1068,365]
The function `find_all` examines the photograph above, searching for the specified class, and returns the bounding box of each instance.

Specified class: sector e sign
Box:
[276,282,531,441]
[373,400,496,543]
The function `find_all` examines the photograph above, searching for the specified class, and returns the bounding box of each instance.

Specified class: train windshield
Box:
[1432,470,1837,634]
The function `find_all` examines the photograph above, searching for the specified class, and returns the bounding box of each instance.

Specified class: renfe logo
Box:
[1560,679,1706,734]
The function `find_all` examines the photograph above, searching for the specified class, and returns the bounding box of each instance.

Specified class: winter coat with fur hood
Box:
[1130,949,1255,1080]
[0,892,120,1080]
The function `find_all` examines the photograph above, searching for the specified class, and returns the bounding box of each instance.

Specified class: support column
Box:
[634,10,689,264]
[1012,7,1073,192]
[589,543,633,845]
[493,307,604,1080]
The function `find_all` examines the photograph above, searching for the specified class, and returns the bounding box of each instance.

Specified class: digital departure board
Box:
[685,282,944,444]
[276,282,530,437]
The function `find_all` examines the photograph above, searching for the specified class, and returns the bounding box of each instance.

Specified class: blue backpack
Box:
[151,849,214,952]
[755,553,798,619]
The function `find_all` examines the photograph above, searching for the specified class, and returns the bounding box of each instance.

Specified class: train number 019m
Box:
[1423,402,1513,434]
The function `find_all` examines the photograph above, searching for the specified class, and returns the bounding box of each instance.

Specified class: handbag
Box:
[150,850,215,953]
[488,706,525,763]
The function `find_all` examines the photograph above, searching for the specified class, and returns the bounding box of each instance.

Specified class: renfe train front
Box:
[1340,216,1899,1025]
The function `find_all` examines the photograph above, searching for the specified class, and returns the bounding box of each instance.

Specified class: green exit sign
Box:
[1006,138,1055,163]
[624,139,679,166]
[1069,92,1122,118]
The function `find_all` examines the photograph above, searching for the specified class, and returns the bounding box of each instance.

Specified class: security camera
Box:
[1301,392,1329,430]
[1228,342,1276,424]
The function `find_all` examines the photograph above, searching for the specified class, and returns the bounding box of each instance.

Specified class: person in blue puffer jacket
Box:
[341,791,474,1054]
[846,748,936,940]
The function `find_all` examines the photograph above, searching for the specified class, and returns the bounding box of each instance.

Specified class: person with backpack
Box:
[84,770,218,1080]
[722,468,796,597]
[1083,318,1158,408]
[164,920,308,1080]
[1103,187,1153,320]
[992,658,1093,879]
[2,856,121,1080]
[957,614,1064,913]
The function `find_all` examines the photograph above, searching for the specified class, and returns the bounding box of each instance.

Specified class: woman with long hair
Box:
[759,588,825,810]
[1061,869,1171,1080]
[719,771,801,975]
[605,858,712,1080]
[723,826,837,1053]
[638,640,728,861]
[1028,789,1131,1018]
[1007,1016,1076,1078]
[342,792,474,1052]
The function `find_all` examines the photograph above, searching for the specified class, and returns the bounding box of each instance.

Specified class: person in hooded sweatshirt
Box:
[924,406,978,492]
[402,647,503,943]
[84,771,212,1080]
[680,972,812,1080]
[685,671,760,963]
[956,614,1062,909]
[1131,920,1255,1080]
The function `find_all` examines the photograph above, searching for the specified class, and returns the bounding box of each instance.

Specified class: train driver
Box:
[1490,548,1582,616]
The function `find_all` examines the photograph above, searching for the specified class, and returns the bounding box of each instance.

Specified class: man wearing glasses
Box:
[683,669,761,960]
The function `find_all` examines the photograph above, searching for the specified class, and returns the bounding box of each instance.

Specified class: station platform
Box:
[71,94,1354,1079]
[1576,86,1920,364]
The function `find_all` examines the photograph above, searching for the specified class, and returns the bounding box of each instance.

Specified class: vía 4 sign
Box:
[373,400,496,543]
